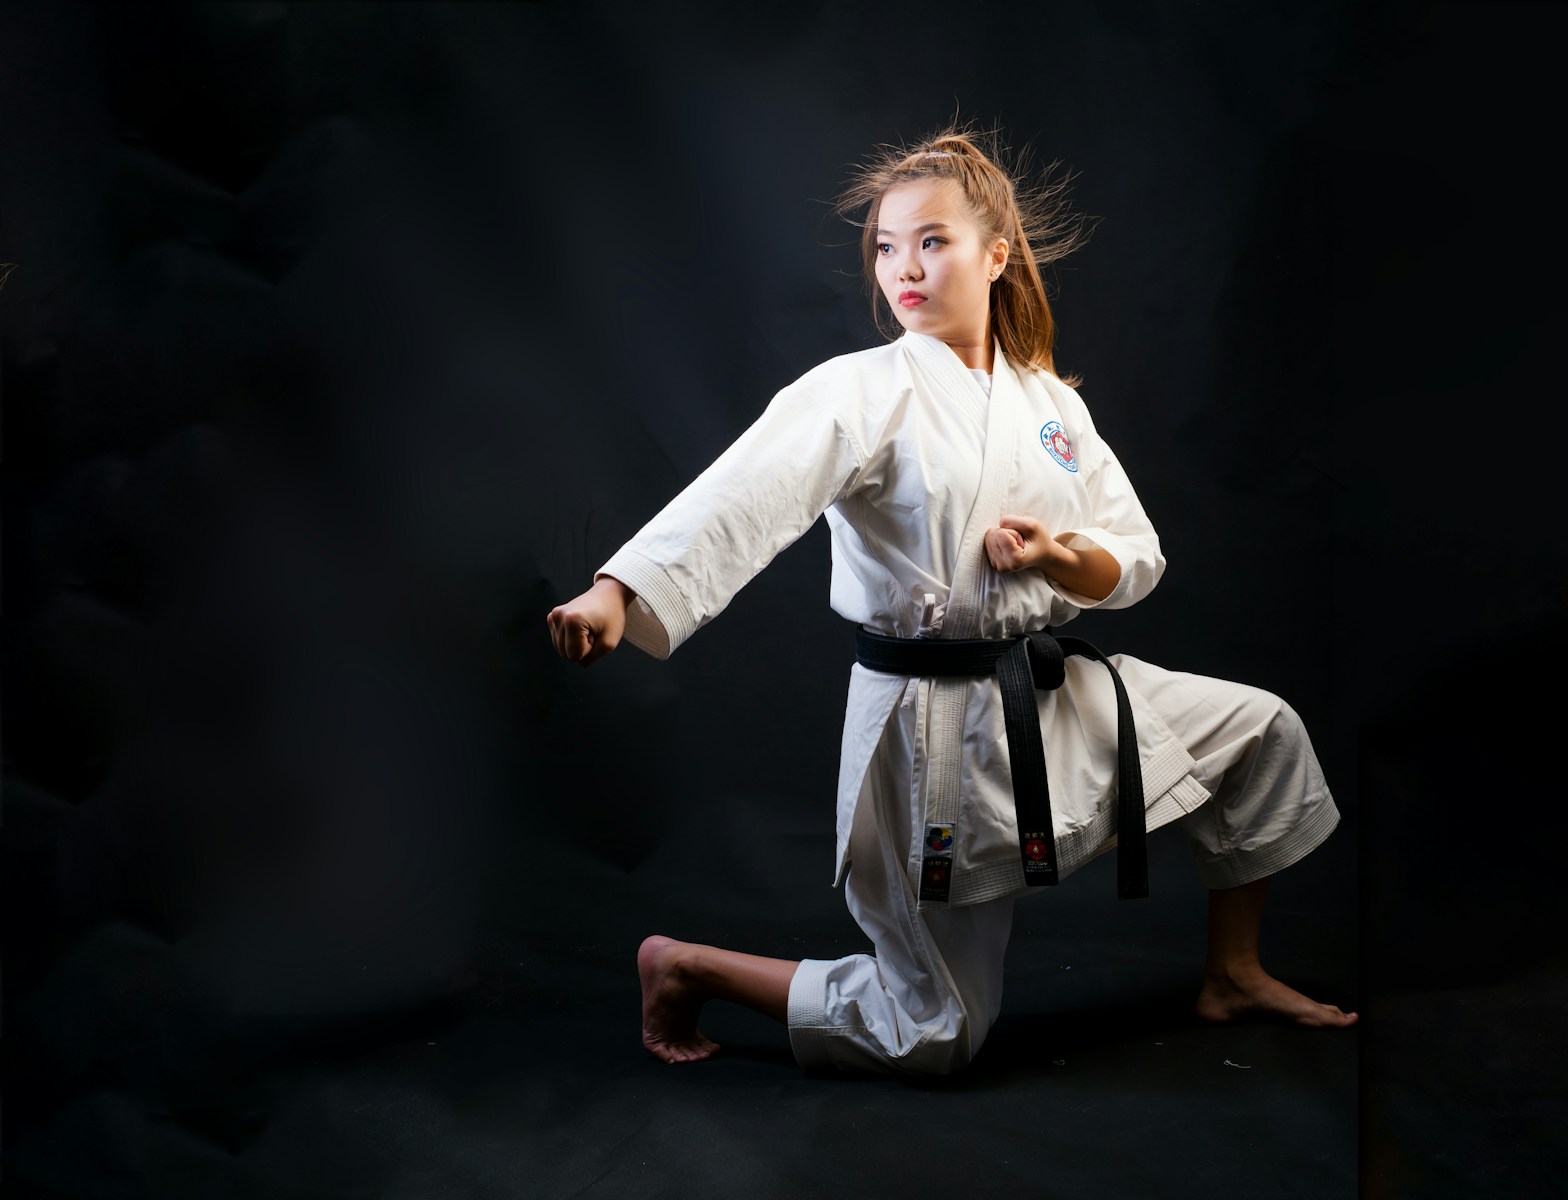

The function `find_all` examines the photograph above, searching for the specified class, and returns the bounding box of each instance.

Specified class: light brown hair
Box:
[836,124,1093,381]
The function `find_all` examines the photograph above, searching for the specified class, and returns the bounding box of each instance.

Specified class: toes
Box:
[662,1040,717,1064]
[1297,1003,1358,1029]
[644,1032,720,1064]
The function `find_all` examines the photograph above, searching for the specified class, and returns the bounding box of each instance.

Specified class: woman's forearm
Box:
[1034,537,1121,602]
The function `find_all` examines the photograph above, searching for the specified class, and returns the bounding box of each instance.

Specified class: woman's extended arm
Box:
[984,514,1121,602]
[574,370,867,662]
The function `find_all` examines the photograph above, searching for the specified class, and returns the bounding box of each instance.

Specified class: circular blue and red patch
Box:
[1040,421,1078,473]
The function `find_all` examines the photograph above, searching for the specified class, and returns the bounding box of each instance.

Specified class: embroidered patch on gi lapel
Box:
[919,825,954,903]
[920,858,952,902]
[1039,421,1078,473]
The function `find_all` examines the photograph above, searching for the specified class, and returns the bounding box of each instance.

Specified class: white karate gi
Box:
[599,331,1339,1075]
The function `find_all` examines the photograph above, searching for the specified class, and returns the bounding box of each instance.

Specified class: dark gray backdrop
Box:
[5,2,1564,1197]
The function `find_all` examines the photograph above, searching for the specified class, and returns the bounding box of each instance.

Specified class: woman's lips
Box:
[899,291,927,308]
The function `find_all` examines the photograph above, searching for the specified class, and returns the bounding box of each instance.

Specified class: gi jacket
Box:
[599,332,1210,907]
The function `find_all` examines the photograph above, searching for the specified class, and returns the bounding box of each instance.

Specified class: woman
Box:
[547,127,1356,1075]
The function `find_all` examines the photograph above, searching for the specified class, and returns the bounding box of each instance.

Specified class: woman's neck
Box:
[945,334,993,374]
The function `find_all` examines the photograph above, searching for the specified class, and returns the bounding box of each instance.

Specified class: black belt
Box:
[855,627,1149,900]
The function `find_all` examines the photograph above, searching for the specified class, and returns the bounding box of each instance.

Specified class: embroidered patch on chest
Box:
[1039,421,1078,473]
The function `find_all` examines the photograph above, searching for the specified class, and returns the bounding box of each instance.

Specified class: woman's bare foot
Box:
[1196,967,1359,1028]
[638,935,721,1063]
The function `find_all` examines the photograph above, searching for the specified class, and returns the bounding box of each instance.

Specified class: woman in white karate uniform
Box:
[547,127,1357,1075]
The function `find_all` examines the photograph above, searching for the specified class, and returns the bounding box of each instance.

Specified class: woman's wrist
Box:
[1032,536,1074,576]
[593,575,637,611]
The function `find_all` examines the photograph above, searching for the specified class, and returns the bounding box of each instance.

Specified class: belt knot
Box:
[1022,629,1066,690]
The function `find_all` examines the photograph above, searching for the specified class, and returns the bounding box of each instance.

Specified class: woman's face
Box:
[874,178,1007,365]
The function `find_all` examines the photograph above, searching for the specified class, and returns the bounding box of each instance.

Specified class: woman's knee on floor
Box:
[803,992,996,1078]
[888,996,997,1077]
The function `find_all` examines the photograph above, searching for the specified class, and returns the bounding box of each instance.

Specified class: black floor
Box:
[9,774,1567,1198]
[0,810,1344,1200]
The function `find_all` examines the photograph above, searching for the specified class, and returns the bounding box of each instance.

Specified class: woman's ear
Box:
[990,238,1009,280]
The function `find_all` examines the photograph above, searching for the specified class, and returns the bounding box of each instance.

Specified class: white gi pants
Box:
[786,660,1341,1076]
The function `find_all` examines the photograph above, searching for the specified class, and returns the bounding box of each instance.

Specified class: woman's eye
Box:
[876,242,892,255]
[922,236,944,250]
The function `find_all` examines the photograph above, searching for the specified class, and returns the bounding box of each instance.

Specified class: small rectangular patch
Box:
[924,825,954,855]
[918,854,952,903]
[1020,828,1059,886]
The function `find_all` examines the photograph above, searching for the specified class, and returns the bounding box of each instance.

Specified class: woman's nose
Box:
[899,254,922,281]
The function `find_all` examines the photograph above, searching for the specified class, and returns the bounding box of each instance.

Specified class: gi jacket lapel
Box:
[900,333,1018,639]
[899,335,1021,877]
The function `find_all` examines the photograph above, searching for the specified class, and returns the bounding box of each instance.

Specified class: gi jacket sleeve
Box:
[1046,377,1166,611]
[597,373,869,659]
